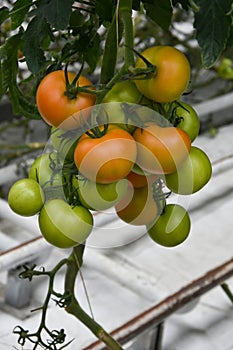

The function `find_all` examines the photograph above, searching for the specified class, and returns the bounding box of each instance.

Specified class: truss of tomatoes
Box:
[8,46,212,249]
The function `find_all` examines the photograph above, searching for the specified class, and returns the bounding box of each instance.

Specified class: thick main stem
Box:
[119,0,134,68]
[66,298,123,350]
[64,245,123,349]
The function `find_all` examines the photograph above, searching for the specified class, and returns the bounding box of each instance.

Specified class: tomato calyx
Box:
[169,101,190,126]
[128,47,157,80]
[63,63,95,100]
[85,123,109,139]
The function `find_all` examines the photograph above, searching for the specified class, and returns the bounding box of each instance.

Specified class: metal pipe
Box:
[0,236,52,272]
[84,257,233,349]
[192,92,233,117]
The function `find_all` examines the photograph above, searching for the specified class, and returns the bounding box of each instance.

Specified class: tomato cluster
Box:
[8,46,212,249]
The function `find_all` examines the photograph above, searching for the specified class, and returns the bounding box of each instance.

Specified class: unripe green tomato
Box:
[29,152,59,186]
[102,81,143,133]
[216,58,233,79]
[147,204,191,247]
[39,199,93,248]
[174,101,200,142]
[165,146,212,195]
[8,178,44,216]
[73,175,128,211]
[28,152,64,200]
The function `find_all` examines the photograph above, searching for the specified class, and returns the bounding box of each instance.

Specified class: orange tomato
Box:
[133,122,191,174]
[115,183,159,226]
[135,46,190,103]
[126,170,158,188]
[74,125,137,184]
[36,70,96,129]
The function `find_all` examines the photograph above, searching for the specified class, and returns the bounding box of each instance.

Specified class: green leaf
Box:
[22,16,49,74]
[32,0,74,30]
[84,33,101,72]
[9,84,41,119]
[0,7,9,25]
[0,33,40,119]
[10,0,32,30]
[0,32,22,96]
[194,0,232,68]
[143,0,173,30]
[95,0,115,22]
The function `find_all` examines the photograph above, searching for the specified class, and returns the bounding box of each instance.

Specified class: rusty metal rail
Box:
[84,257,233,349]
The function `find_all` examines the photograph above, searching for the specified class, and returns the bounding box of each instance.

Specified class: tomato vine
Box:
[1,1,233,349]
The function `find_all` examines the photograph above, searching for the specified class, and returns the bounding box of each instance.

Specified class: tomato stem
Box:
[119,2,135,68]
[64,61,87,99]
[65,246,123,349]
[100,11,119,85]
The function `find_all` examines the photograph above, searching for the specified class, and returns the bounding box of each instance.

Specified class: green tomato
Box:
[173,101,200,142]
[102,81,143,132]
[147,204,191,247]
[8,178,44,216]
[165,146,212,195]
[51,127,78,160]
[216,58,233,80]
[39,199,93,248]
[103,81,142,104]
[29,152,64,199]
[73,175,128,211]
[29,152,58,185]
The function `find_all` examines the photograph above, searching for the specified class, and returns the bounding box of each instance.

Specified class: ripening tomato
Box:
[133,122,191,174]
[135,46,190,103]
[39,199,93,248]
[147,204,191,247]
[115,183,159,226]
[126,170,158,188]
[36,70,96,129]
[165,146,212,194]
[74,124,137,184]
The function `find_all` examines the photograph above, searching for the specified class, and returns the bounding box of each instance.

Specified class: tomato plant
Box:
[2,0,226,347]
[8,178,44,216]
[73,175,128,211]
[165,146,212,195]
[36,70,96,129]
[134,46,190,103]
[115,183,159,226]
[74,124,137,183]
[39,199,93,248]
[147,204,191,247]
[133,122,191,174]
